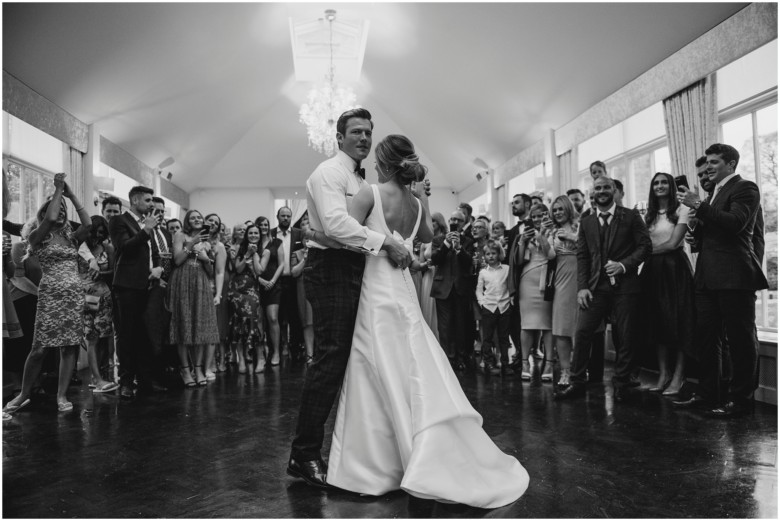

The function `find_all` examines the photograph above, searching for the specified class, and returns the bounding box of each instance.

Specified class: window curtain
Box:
[289,198,307,228]
[558,150,574,194]
[662,75,718,192]
[66,146,86,220]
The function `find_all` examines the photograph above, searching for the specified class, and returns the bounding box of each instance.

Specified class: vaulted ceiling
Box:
[2,2,747,195]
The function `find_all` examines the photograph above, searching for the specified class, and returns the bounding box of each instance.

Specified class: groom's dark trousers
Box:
[291,248,366,461]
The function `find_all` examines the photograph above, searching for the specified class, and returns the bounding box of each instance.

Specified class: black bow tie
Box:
[355,167,365,179]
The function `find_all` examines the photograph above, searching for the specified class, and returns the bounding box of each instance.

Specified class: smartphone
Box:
[198,228,210,239]
[523,218,534,229]
[675,175,690,190]
[449,223,459,233]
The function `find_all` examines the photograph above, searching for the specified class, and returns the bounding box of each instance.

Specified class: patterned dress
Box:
[228,259,262,346]
[78,249,113,340]
[30,232,83,349]
[167,242,220,346]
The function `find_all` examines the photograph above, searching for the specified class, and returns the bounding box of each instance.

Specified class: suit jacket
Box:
[109,211,152,290]
[506,223,526,296]
[430,232,475,299]
[149,226,173,282]
[576,206,651,294]
[693,175,768,291]
[271,227,304,273]
[753,204,765,266]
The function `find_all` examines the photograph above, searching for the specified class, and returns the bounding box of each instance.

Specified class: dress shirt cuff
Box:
[361,229,385,256]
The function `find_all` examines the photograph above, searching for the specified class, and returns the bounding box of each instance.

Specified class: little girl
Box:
[475,240,512,376]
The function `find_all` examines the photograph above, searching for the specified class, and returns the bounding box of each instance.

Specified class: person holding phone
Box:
[639,172,694,396]
[430,209,475,372]
[228,223,266,374]
[255,215,285,367]
[167,209,220,387]
[515,203,556,382]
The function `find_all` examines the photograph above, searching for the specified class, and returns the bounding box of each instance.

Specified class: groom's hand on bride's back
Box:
[382,237,412,269]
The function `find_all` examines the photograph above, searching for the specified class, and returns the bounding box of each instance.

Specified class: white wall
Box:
[427,187,458,221]
[189,188,275,229]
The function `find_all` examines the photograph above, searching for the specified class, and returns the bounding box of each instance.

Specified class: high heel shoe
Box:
[180,366,196,388]
[194,365,208,386]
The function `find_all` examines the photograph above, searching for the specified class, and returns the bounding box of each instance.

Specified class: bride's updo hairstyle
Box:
[375,134,428,186]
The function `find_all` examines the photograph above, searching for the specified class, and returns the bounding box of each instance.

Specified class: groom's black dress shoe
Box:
[554,383,586,401]
[287,457,329,489]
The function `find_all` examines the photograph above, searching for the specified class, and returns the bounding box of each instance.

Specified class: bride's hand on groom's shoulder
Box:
[411,179,431,198]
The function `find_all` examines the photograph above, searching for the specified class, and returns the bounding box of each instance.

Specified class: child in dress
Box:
[476,240,512,376]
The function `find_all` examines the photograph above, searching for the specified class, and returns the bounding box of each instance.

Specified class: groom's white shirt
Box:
[306,150,385,254]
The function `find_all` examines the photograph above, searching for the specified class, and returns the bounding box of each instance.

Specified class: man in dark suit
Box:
[431,209,475,371]
[555,176,651,402]
[143,196,174,384]
[506,193,531,369]
[675,143,768,418]
[271,206,305,362]
[458,202,475,240]
[109,185,166,399]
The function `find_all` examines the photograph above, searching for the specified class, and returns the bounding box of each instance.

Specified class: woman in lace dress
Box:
[3,173,92,413]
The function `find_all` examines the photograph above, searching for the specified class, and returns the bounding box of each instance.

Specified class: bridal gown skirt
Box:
[327,253,529,508]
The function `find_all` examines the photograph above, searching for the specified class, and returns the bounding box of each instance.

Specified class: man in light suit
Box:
[109,186,167,399]
[554,176,651,402]
[272,206,305,362]
[506,193,531,370]
[431,209,475,372]
[675,143,768,417]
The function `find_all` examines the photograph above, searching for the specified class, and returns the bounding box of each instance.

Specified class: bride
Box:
[326,135,529,508]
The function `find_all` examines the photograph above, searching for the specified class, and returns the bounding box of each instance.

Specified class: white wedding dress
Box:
[327,185,529,508]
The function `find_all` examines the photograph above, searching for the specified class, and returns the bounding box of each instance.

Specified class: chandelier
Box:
[299,9,359,156]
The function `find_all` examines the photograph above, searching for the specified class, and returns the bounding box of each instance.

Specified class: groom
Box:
[288,108,412,488]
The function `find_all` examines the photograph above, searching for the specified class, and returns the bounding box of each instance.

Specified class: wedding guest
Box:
[555,176,651,403]
[101,196,122,221]
[223,222,247,370]
[416,212,446,338]
[204,213,228,380]
[640,173,694,395]
[431,209,475,371]
[2,171,22,342]
[144,197,174,385]
[590,160,607,179]
[78,216,117,393]
[168,210,220,387]
[109,185,166,399]
[458,202,475,239]
[3,174,92,414]
[675,144,767,417]
[567,188,586,215]
[256,215,284,366]
[550,196,579,387]
[166,219,182,235]
[506,193,532,368]
[471,218,490,271]
[476,240,511,376]
[515,203,555,381]
[272,206,304,362]
[292,212,314,365]
[228,223,265,373]
[4,221,41,374]
[491,220,509,251]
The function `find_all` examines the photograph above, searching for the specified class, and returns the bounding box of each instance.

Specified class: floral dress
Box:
[30,229,83,349]
[78,249,113,340]
[228,256,262,346]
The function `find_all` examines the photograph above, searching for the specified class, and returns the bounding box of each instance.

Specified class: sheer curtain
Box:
[66,146,86,220]
[662,75,718,192]
[557,150,574,194]
[289,198,307,228]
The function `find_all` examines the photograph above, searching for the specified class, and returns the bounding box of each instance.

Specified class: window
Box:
[720,99,778,331]
[4,160,57,227]
[507,164,545,201]
[575,103,668,209]
[468,193,489,219]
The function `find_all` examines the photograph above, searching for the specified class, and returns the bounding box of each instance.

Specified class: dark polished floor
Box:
[2,359,777,519]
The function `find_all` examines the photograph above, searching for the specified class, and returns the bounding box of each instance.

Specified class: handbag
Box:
[543,257,557,302]
[84,292,100,312]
